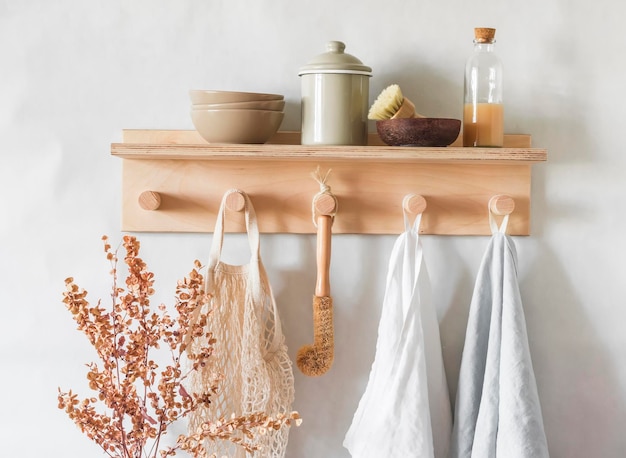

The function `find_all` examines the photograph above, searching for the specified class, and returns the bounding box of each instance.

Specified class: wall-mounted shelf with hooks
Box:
[110,130,547,235]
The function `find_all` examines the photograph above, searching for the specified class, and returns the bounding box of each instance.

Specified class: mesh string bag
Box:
[187,189,295,457]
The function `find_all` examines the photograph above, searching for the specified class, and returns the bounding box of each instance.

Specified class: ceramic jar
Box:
[299,41,372,146]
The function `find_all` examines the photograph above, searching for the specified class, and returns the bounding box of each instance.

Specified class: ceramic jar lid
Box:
[298,41,372,76]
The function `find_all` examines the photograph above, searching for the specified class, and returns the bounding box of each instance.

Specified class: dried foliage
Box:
[58,235,301,458]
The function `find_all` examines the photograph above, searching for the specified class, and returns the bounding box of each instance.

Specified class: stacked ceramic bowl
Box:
[189,90,285,144]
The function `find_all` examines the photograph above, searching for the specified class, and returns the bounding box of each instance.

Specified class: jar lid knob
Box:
[326,41,346,53]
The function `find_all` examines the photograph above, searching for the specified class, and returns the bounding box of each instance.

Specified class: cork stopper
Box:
[474,27,496,43]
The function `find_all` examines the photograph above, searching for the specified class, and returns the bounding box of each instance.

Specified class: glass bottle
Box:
[463,27,503,147]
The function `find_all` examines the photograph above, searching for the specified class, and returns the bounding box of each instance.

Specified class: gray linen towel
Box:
[449,229,549,458]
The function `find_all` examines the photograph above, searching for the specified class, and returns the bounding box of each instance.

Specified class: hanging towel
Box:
[449,212,549,458]
[344,209,452,458]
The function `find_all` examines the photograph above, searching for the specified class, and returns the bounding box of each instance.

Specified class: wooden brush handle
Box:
[315,215,332,297]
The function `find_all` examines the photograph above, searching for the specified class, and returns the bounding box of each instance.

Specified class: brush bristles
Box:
[368,84,405,120]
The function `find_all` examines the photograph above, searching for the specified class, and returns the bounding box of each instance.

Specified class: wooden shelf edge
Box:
[111,147,545,164]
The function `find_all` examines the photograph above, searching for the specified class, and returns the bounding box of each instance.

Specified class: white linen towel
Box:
[344,210,452,458]
[449,214,549,458]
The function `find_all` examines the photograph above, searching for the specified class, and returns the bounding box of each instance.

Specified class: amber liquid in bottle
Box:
[463,103,504,147]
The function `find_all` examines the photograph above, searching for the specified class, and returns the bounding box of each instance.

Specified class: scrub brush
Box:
[368,84,425,120]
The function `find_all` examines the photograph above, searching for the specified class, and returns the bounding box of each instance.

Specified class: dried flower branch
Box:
[58,235,300,458]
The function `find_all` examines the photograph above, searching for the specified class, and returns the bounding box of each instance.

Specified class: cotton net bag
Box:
[186,189,295,458]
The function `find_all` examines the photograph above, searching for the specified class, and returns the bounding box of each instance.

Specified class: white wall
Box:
[1,1,625,456]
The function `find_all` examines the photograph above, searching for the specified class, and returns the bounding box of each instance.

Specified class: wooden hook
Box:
[314,193,337,216]
[489,195,515,216]
[225,190,246,212]
[403,194,427,215]
[138,191,162,211]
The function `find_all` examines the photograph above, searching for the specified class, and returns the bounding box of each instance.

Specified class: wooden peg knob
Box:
[403,194,427,215]
[489,195,515,216]
[138,191,161,211]
[225,190,246,212]
[314,193,337,216]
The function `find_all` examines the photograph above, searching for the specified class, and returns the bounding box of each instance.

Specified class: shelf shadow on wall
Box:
[519,243,625,457]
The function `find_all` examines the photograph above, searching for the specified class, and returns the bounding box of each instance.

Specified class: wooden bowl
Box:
[376,118,461,147]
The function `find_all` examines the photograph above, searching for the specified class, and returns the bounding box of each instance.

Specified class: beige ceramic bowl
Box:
[191,109,284,144]
[189,90,284,104]
[191,99,285,111]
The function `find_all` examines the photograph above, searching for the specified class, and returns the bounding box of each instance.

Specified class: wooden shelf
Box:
[111,130,547,235]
